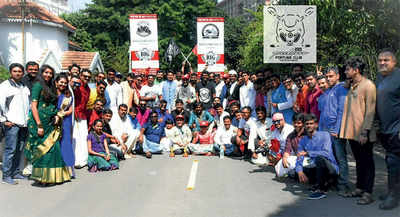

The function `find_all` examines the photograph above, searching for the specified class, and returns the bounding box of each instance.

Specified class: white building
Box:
[0,0,75,71]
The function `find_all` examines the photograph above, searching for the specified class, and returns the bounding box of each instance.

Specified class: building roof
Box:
[61,51,104,73]
[68,40,82,51]
[0,0,75,32]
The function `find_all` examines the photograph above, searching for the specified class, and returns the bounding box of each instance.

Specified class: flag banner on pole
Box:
[165,39,180,64]
[197,17,224,72]
[263,6,317,63]
[129,14,159,74]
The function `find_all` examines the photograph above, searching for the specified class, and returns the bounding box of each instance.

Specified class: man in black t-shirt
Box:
[196,71,216,110]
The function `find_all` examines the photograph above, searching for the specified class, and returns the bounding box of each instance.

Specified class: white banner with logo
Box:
[197,17,224,72]
[129,14,159,73]
[263,5,317,63]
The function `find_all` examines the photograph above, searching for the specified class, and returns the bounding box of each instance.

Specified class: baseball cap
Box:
[199,121,209,127]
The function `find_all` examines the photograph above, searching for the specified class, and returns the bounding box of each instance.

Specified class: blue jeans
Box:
[332,136,349,189]
[2,126,27,178]
[213,144,235,155]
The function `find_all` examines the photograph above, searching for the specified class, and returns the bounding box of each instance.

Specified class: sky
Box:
[69,0,92,12]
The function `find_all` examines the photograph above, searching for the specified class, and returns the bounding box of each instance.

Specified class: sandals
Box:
[145,152,152,159]
[357,192,374,205]
[342,188,364,198]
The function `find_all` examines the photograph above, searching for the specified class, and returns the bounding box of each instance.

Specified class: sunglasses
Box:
[273,120,282,124]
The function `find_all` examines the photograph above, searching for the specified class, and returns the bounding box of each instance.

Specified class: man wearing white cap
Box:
[226,70,241,104]
[267,112,294,165]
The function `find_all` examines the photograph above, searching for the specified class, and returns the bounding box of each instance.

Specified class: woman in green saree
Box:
[25,65,72,185]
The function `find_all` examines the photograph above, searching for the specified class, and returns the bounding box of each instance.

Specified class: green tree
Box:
[63,0,223,74]
[224,16,246,70]
[238,0,400,78]
[0,65,9,82]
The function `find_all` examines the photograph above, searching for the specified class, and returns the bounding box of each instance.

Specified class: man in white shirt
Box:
[0,63,30,185]
[251,106,273,163]
[120,73,135,109]
[109,104,140,158]
[268,112,294,165]
[213,103,230,129]
[140,74,162,108]
[174,74,196,110]
[214,116,238,156]
[239,71,256,112]
[214,73,225,99]
[105,69,123,110]
[235,106,257,159]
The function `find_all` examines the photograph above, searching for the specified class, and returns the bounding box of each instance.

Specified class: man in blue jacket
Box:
[296,114,339,200]
[318,66,349,195]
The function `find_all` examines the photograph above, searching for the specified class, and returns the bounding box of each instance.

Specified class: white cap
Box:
[228,70,237,75]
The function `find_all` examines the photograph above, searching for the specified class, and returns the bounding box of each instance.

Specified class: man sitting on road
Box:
[275,113,306,177]
[234,106,257,159]
[138,111,168,158]
[251,106,273,165]
[267,113,294,166]
[189,121,215,156]
[164,115,192,157]
[296,114,339,200]
[214,116,238,157]
[109,104,139,159]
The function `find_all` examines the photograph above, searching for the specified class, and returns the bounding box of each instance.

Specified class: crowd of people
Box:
[0,49,399,210]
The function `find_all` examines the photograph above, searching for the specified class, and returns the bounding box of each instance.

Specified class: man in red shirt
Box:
[88,100,104,131]
[73,69,92,168]
[304,72,322,120]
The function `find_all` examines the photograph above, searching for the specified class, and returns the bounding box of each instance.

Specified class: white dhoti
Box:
[123,129,140,153]
[73,119,88,167]
[188,143,214,154]
[275,156,314,177]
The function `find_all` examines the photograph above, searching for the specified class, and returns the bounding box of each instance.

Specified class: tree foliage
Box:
[0,65,9,82]
[238,0,400,79]
[63,0,223,74]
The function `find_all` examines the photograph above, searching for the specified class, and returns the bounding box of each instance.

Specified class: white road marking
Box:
[186,160,199,190]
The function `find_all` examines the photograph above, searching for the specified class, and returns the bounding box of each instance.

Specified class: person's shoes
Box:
[145,152,152,159]
[338,189,352,197]
[308,191,326,200]
[13,174,27,180]
[379,192,399,210]
[343,188,364,198]
[357,192,374,205]
[2,177,18,185]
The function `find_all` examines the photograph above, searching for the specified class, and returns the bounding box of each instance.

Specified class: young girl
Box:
[87,119,119,172]
[188,121,215,156]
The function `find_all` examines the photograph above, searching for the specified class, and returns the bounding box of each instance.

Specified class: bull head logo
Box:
[267,7,314,46]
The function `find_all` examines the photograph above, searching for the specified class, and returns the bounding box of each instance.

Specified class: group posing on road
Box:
[0,49,399,210]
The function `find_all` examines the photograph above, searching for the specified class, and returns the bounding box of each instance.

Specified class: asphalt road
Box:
[0,151,399,217]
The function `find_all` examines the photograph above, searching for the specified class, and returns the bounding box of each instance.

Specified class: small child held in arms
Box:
[87,119,119,172]
[189,121,215,156]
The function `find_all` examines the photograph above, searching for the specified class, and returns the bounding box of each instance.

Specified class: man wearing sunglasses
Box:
[138,111,167,158]
[73,69,92,168]
[267,113,294,166]
[87,80,107,111]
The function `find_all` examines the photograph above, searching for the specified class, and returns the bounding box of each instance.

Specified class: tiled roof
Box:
[0,0,75,31]
[61,51,97,70]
